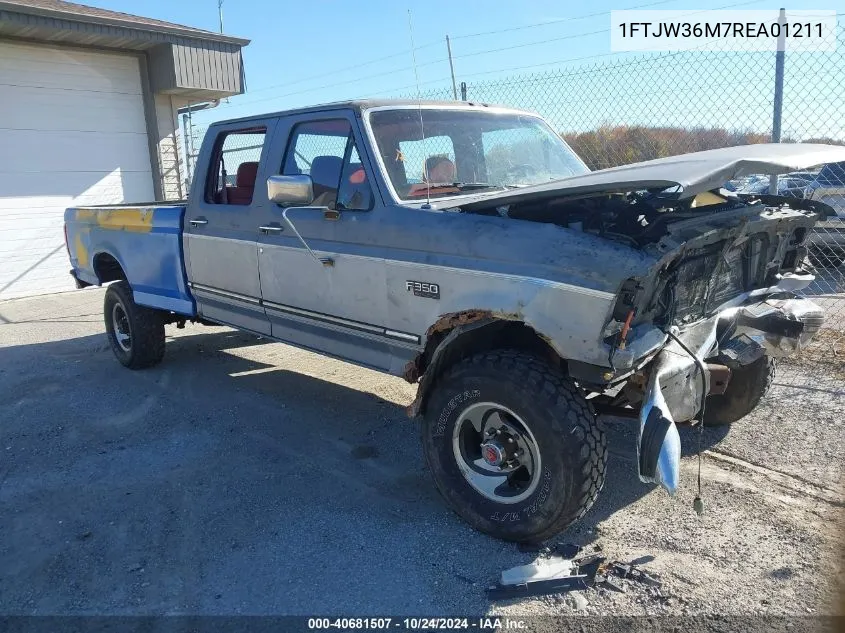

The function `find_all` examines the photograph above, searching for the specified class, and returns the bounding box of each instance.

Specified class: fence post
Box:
[769,7,786,194]
[460,81,467,101]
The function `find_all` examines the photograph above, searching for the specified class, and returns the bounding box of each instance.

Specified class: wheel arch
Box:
[92,251,128,284]
[405,311,568,418]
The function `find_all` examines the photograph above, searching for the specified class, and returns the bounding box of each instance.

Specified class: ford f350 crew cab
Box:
[65,100,845,542]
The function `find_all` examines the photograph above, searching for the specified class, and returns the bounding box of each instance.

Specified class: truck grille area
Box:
[666,234,772,324]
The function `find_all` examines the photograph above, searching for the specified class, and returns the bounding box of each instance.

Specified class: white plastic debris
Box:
[500,556,577,586]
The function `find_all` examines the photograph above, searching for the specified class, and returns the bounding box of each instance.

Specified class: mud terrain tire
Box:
[421,350,607,543]
[104,281,166,369]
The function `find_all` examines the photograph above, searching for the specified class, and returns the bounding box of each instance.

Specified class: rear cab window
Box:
[205,127,267,205]
[398,136,456,184]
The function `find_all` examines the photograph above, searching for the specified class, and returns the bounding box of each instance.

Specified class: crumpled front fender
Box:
[636,294,823,494]
[636,347,701,494]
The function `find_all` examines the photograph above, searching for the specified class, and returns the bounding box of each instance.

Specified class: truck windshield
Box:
[367,108,588,201]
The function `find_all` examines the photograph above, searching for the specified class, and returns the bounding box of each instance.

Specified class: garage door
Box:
[0,41,154,300]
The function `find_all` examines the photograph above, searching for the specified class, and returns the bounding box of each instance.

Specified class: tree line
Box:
[561,125,844,170]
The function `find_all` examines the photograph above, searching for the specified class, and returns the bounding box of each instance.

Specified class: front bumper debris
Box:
[637,296,823,493]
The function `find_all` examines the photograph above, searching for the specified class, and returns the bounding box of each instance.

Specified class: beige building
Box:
[0,0,248,298]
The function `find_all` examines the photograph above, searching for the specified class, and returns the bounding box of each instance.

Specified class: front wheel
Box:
[421,350,607,543]
[104,281,165,369]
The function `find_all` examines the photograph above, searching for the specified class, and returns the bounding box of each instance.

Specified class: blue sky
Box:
[85,0,843,136]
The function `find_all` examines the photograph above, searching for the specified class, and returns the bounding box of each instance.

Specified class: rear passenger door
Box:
[184,120,275,335]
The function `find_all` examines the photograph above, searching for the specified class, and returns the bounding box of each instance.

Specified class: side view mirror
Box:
[267,174,313,206]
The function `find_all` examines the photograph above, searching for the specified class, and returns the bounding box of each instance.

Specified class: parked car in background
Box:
[725,174,768,192]
[729,164,844,268]
[778,176,814,198]
[730,174,812,198]
[805,161,845,267]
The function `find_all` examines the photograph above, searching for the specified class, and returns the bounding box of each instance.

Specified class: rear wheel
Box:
[421,350,607,543]
[104,281,165,369]
[703,356,776,426]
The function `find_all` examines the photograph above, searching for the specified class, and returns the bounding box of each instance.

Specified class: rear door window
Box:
[206,127,267,205]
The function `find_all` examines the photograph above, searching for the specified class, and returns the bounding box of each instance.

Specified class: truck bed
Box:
[64,204,195,316]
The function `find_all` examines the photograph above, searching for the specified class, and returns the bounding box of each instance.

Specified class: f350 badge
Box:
[406,280,440,300]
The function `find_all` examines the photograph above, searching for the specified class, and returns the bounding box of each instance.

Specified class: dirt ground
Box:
[0,288,842,617]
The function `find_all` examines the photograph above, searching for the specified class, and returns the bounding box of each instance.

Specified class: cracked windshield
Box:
[367,108,588,200]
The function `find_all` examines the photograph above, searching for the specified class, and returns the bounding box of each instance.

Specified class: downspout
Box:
[177,100,221,116]
[168,95,185,200]
[178,100,220,192]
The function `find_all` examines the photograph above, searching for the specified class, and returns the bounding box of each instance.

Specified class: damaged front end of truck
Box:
[456,144,843,494]
[618,219,824,493]
[596,190,828,493]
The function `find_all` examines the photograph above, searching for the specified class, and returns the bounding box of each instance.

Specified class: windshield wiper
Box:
[450,182,504,191]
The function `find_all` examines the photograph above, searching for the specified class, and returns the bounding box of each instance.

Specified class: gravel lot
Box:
[0,288,842,617]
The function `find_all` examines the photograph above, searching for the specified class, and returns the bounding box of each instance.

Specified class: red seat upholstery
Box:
[225,161,259,205]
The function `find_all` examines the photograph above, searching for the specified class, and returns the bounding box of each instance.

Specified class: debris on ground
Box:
[488,556,588,600]
[604,561,661,587]
[488,542,662,604]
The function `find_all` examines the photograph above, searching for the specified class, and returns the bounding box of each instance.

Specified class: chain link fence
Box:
[415,27,845,362]
[186,26,845,364]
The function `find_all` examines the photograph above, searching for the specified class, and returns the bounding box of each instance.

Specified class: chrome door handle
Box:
[259,225,283,235]
[189,218,208,227]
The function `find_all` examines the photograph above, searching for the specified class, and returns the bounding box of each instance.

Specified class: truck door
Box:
[184,120,276,335]
[255,113,399,372]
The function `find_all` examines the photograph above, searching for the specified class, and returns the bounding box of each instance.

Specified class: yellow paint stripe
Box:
[96,208,155,233]
[70,207,154,233]
[74,231,89,268]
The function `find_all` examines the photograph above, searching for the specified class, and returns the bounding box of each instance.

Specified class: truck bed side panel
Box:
[64,205,195,315]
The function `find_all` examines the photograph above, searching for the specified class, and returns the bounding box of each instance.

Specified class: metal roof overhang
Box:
[0,2,249,100]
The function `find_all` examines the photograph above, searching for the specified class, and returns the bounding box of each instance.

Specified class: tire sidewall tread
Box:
[421,349,607,542]
[103,281,165,370]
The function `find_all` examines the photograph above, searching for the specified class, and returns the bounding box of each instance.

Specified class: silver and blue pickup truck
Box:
[65,100,845,542]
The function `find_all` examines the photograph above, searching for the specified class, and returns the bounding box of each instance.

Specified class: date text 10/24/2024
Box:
[308,618,528,630]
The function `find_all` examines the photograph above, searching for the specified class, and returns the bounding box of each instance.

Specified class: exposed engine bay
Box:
[435,143,845,499]
[465,187,829,252]
[464,188,829,330]
[470,189,719,249]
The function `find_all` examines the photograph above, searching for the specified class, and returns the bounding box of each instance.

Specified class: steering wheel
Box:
[504,163,539,181]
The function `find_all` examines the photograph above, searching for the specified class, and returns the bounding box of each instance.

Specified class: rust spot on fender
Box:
[402,358,421,383]
[425,309,496,337]
[402,309,523,385]
[425,308,527,338]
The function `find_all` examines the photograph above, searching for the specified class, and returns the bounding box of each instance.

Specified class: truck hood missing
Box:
[458,143,845,209]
